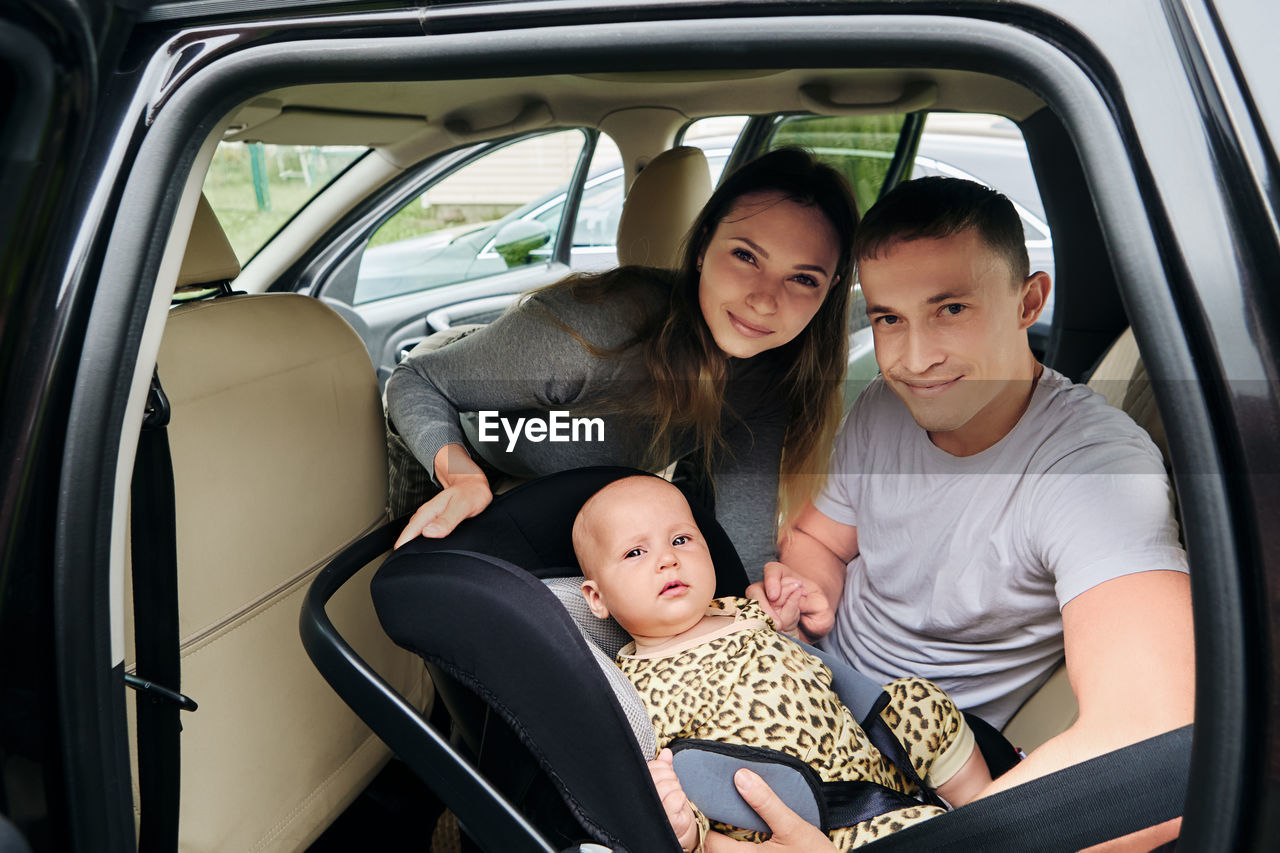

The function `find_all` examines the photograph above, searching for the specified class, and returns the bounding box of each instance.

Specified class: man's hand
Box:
[648,749,699,852]
[704,769,836,853]
[747,562,834,642]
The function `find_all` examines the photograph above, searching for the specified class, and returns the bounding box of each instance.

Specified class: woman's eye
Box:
[732,248,756,264]
[792,274,819,289]
[874,315,899,326]
[672,535,689,546]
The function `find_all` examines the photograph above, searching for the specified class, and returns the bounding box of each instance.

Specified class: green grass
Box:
[202,143,363,263]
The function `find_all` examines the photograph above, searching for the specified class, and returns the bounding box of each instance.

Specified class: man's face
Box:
[860,228,1049,455]
[576,477,717,644]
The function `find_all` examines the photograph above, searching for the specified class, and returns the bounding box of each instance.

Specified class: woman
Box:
[386,147,857,581]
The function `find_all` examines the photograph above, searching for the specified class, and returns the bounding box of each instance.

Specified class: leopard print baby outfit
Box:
[617,597,967,850]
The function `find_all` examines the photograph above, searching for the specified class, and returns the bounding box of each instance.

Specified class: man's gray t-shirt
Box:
[814,369,1187,728]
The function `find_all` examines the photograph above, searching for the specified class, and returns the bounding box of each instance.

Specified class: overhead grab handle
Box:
[444,99,553,140]
[798,81,938,115]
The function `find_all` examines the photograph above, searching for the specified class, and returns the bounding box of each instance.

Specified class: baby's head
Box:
[573,476,718,643]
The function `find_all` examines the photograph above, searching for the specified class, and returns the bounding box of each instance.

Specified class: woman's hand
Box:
[393,444,493,548]
[648,748,700,852]
[704,769,836,853]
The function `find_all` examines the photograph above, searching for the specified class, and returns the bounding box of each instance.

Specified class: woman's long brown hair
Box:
[540,147,858,526]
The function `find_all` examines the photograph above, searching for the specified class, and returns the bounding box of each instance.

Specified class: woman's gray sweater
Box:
[385,274,788,580]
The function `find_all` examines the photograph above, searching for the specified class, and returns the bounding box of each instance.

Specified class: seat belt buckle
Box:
[143,371,170,430]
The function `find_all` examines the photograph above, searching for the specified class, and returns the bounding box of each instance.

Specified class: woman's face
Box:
[697,190,841,359]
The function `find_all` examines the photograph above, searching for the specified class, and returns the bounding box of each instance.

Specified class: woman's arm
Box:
[710,399,786,583]
[385,295,586,485]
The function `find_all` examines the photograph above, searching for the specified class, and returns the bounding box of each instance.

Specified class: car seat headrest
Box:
[177,193,242,287]
[542,576,658,757]
[616,146,712,269]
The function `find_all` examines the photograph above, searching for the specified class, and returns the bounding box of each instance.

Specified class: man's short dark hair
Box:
[852,176,1030,282]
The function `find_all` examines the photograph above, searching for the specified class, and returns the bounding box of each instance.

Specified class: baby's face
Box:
[576,477,717,643]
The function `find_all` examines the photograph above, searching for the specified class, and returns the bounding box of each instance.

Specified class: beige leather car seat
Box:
[615,145,712,269]
[124,194,430,851]
[1003,327,1169,752]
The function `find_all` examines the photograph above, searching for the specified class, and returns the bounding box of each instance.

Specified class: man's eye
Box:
[672,535,689,546]
[943,304,966,316]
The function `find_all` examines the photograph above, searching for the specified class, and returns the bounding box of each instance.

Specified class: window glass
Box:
[571,134,623,251]
[679,116,749,152]
[202,142,365,263]
[766,114,908,215]
[354,129,587,304]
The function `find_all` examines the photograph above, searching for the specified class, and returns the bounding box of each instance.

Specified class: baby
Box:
[572,475,991,852]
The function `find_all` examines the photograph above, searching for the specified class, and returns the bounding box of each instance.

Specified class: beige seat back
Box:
[615,145,712,269]
[125,196,429,851]
[1084,326,1168,464]
[1004,327,1168,751]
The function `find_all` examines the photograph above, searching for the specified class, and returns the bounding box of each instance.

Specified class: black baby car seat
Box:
[301,467,1194,852]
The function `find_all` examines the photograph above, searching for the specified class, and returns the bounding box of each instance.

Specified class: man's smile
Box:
[896,376,964,397]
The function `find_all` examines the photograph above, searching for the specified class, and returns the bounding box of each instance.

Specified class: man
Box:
[752,177,1192,850]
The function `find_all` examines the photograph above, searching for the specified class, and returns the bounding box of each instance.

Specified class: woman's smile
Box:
[727,310,773,338]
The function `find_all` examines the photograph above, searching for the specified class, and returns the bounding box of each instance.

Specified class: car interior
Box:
[123,58,1174,851]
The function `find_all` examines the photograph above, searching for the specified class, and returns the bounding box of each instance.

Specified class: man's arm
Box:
[974,569,1194,850]
[748,502,858,641]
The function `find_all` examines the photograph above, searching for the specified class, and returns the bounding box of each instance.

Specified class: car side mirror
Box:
[493,220,551,267]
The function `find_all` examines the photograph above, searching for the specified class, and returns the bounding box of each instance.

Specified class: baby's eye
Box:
[624,548,643,559]
[672,535,690,546]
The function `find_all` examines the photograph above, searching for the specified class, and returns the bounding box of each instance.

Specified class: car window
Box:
[202,142,366,264]
[570,134,623,249]
[765,114,908,216]
[353,129,589,304]
[679,115,749,153]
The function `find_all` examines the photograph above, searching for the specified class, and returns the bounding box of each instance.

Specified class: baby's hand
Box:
[648,748,698,851]
[747,562,806,636]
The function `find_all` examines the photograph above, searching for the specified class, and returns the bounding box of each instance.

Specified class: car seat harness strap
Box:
[667,688,945,835]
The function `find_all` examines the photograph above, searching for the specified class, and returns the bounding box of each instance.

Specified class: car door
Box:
[0,1,131,849]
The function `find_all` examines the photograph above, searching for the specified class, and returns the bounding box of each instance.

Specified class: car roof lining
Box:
[222,67,1046,151]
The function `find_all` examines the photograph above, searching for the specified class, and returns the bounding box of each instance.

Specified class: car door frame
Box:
[40,4,1274,851]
